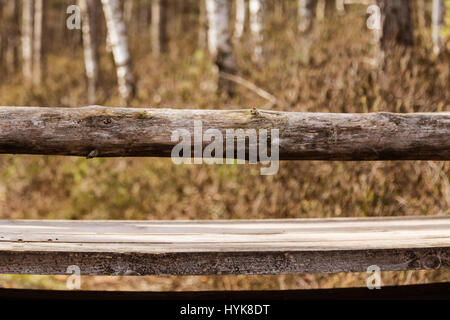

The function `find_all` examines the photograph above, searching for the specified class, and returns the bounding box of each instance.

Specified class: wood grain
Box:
[0,217,449,275]
[0,106,449,160]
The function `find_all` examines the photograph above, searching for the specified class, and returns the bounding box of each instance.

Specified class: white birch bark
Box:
[336,0,345,15]
[432,0,446,55]
[79,0,99,104]
[152,0,168,56]
[234,0,246,39]
[298,0,318,64]
[249,0,264,62]
[206,0,218,57]
[205,0,237,95]
[298,0,317,33]
[32,0,44,86]
[367,3,382,67]
[21,0,33,81]
[101,0,135,102]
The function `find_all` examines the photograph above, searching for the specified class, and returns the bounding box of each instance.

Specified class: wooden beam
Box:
[0,106,449,160]
[0,217,449,275]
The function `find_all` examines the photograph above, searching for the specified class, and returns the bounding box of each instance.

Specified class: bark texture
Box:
[32,0,45,86]
[234,0,247,39]
[101,0,136,103]
[21,0,34,81]
[432,0,446,55]
[80,0,100,105]
[298,0,318,63]
[152,0,168,56]
[0,106,448,160]
[206,0,237,95]
[249,0,264,62]
[298,0,318,33]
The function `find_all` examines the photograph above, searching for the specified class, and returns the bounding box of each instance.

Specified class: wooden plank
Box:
[0,217,449,275]
[0,106,449,160]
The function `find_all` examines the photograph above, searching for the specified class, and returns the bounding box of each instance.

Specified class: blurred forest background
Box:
[0,0,449,291]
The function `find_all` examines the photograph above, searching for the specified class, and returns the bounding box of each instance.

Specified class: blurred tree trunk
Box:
[325,0,336,16]
[234,0,247,40]
[124,0,133,25]
[33,0,45,86]
[432,0,445,55]
[22,0,34,81]
[6,0,20,74]
[417,0,426,30]
[336,0,345,15]
[152,0,168,56]
[101,0,136,103]
[298,0,318,64]
[377,0,414,50]
[206,0,237,96]
[274,0,284,20]
[198,0,208,49]
[249,0,264,62]
[316,0,325,20]
[79,0,99,105]
[299,0,317,33]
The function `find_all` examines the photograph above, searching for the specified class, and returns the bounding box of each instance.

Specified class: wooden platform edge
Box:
[1,247,449,276]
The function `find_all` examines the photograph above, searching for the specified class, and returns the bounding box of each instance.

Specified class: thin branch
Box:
[219,72,278,108]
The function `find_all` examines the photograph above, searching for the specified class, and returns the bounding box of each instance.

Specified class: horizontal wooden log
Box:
[0,217,449,275]
[0,106,449,160]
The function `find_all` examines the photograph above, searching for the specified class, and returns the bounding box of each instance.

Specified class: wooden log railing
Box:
[0,106,449,277]
[0,106,449,160]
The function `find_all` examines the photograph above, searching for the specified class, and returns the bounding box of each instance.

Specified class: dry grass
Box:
[0,3,449,291]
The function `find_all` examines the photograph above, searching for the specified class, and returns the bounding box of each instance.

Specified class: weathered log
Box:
[0,106,449,160]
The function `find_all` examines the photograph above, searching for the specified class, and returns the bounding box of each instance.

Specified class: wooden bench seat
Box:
[0,216,449,276]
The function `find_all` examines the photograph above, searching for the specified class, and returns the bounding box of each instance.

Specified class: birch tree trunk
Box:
[21,0,34,81]
[152,0,168,57]
[336,0,345,15]
[32,0,45,86]
[298,0,317,34]
[249,0,264,62]
[298,0,318,64]
[79,0,99,105]
[234,0,247,40]
[432,0,446,55]
[206,0,237,96]
[101,0,136,103]
[377,0,414,50]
